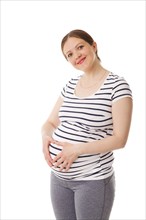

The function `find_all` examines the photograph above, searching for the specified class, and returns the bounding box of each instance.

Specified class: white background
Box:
[1,1,145,220]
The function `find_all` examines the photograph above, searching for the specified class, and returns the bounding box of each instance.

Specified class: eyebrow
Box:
[65,41,84,56]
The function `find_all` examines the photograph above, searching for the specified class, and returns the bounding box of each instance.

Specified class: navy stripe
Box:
[50,72,132,180]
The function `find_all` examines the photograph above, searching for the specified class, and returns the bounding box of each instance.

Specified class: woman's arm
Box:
[77,97,133,154]
[41,96,63,166]
[41,96,63,136]
[53,97,133,171]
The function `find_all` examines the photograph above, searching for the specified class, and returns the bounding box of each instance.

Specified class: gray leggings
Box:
[50,172,115,220]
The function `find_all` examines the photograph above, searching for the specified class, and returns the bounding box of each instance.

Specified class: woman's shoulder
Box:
[66,74,81,85]
[108,72,130,85]
[109,72,132,101]
[108,72,125,80]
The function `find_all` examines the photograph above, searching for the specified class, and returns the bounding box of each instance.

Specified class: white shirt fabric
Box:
[50,72,132,180]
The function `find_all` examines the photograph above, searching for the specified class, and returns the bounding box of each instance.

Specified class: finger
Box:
[53,157,64,168]
[64,162,72,172]
[59,161,68,171]
[43,146,51,158]
[53,153,62,163]
[46,159,53,167]
[44,150,53,165]
[54,141,65,146]
[45,153,53,163]
[45,155,53,167]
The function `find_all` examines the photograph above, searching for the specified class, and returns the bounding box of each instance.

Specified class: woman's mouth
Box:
[76,57,86,65]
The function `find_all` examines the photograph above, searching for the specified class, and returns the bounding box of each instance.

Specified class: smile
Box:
[76,57,86,65]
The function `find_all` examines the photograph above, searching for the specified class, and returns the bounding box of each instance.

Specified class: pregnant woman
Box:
[41,29,133,220]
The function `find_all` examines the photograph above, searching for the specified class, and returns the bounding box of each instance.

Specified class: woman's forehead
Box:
[63,37,85,54]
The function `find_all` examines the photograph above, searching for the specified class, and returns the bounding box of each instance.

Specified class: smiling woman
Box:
[1,1,145,220]
[41,29,133,220]
[61,29,101,62]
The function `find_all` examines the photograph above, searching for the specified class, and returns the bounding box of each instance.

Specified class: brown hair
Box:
[61,29,101,61]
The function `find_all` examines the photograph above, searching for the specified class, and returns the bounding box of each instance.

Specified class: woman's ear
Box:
[92,41,97,52]
[92,41,101,61]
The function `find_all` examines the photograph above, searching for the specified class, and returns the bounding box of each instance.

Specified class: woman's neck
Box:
[83,64,108,81]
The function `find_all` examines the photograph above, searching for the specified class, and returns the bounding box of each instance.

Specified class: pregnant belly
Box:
[49,143,63,160]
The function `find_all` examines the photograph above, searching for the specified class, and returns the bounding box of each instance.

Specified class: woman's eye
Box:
[78,45,84,50]
[67,53,72,58]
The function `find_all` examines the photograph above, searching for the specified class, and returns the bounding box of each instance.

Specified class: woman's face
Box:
[63,37,97,72]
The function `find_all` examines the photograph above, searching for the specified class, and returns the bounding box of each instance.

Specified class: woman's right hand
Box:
[42,135,55,167]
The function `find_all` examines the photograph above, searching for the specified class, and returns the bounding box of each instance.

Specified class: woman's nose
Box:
[74,51,81,59]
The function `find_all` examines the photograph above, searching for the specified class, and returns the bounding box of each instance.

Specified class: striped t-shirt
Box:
[50,72,132,180]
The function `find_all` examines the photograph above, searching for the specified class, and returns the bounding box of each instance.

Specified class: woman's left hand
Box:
[52,141,79,172]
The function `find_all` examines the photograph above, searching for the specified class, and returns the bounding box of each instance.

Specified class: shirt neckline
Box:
[73,72,111,99]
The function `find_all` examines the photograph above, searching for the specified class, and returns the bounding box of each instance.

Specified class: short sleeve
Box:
[111,77,132,103]
[60,76,80,99]
[60,79,71,99]
[60,85,66,99]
